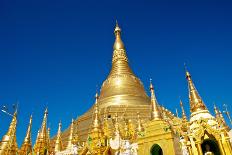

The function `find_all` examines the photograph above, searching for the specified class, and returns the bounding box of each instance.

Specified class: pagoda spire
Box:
[67,118,74,149]
[185,69,207,113]
[19,115,33,155]
[0,110,18,154]
[33,108,49,154]
[92,92,101,130]
[41,108,48,139]
[109,21,134,76]
[150,79,162,120]
[54,121,63,153]
[180,100,188,132]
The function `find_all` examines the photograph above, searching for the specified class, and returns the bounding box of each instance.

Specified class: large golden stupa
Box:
[59,22,177,144]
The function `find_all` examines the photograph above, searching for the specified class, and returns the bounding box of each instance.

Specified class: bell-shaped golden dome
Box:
[98,22,150,108]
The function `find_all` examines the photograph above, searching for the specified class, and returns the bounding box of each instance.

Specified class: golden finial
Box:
[180,100,188,132]
[114,20,121,33]
[0,109,18,154]
[33,108,49,154]
[185,67,207,113]
[150,79,162,120]
[19,115,33,155]
[41,108,48,138]
[67,118,74,149]
[91,92,102,135]
[180,100,187,120]
[113,21,126,56]
[55,121,63,152]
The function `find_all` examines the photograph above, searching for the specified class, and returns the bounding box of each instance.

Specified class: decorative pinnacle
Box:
[92,93,101,130]
[113,21,125,51]
[150,79,162,120]
[67,118,74,149]
[180,100,188,120]
[23,115,32,143]
[114,20,121,34]
[180,100,188,132]
[185,68,207,113]
[55,121,63,152]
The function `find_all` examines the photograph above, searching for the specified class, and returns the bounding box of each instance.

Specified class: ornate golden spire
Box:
[33,108,49,154]
[67,118,74,149]
[113,21,125,52]
[92,92,101,131]
[55,121,63,153]
[180,100,188,132]
[98,21,150,108]
[186,70,207,113]
[109,21,133,76]
[150,79,162,120]
[0,110,18,154]
[40,108,48,139]
[19,115,33,155]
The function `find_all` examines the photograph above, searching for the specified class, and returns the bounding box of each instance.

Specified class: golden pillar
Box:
[217,139,226,155]
[195,141,203,155]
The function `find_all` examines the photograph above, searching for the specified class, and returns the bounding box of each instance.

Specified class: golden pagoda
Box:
[19,115,33,155]
[33,108,50,154]
[2,22,232,155]
[0,110,18,155]
[59,22,177,145]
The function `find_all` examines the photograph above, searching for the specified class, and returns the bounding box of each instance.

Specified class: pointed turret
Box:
[19,115,33,155]
[180,100,188,132]
[185,70,207,113]
[54,121,63,153]
[33,108,49,154]
[150,80,162,120]
[0,110,18,154]
[66,119,74,149]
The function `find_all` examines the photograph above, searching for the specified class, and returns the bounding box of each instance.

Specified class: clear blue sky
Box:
[0,0,232,146]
